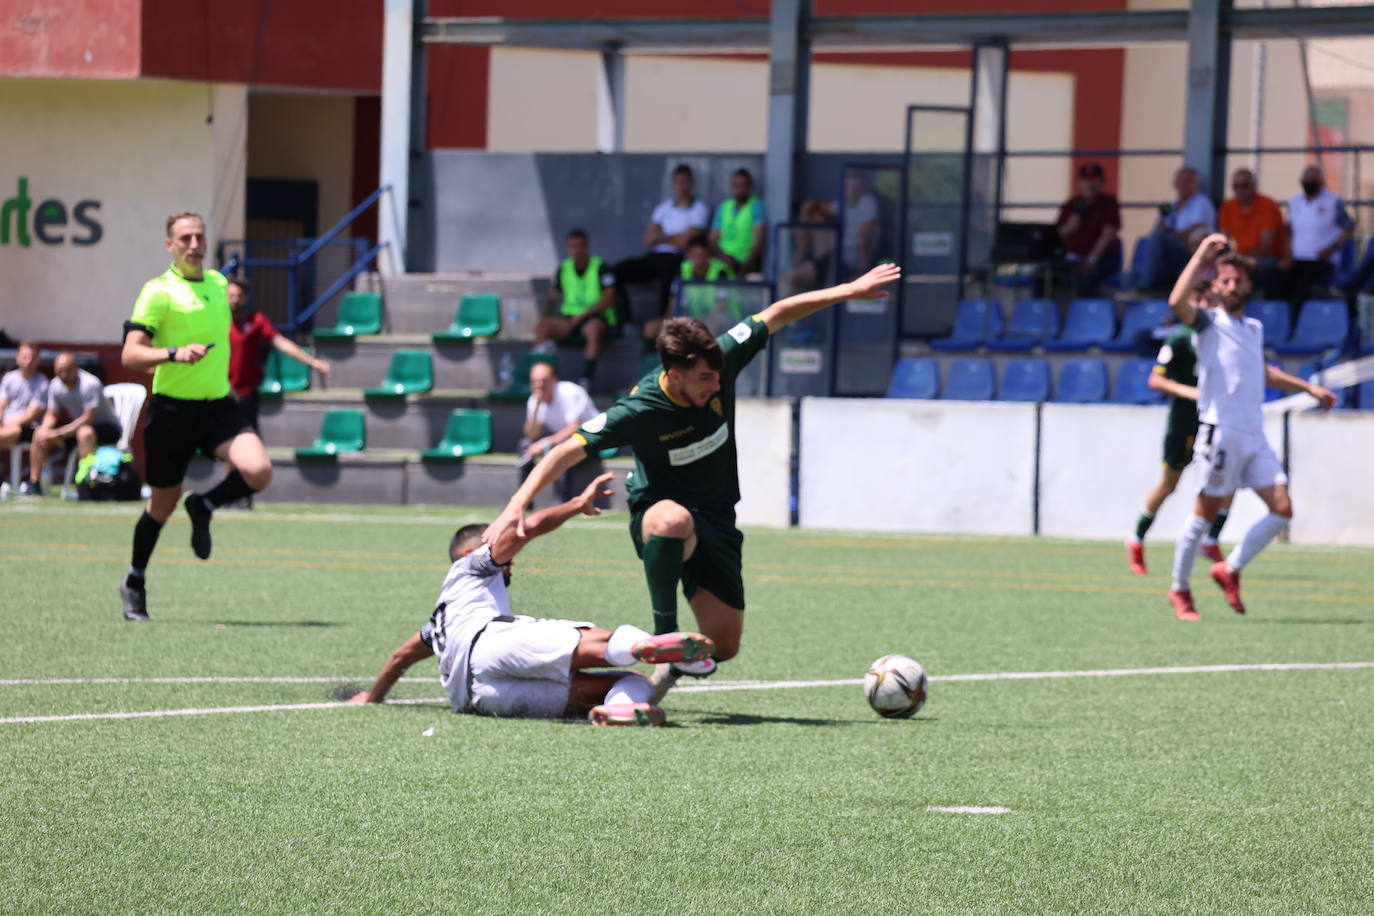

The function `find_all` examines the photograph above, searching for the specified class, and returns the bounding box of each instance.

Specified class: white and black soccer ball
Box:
[863,654,928,719]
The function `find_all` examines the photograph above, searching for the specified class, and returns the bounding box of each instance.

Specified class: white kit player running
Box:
[349,472,714,726]
[1164,234,1337,620]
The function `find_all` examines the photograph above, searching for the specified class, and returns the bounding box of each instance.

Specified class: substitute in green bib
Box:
[117,211,274,622]
[710,168,768,275]
[1124,280,1232,577]
[532,228,618,390]
[669,237,736,329]
[484,262,901,702]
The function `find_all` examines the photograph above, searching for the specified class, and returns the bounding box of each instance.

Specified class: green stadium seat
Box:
[313,292,383,341]
[432,293,502,342]
[363,349,433,398]
[420,409,493,460]
[258,349,313,395]
[488,352,558,402]
[295,409,365,459]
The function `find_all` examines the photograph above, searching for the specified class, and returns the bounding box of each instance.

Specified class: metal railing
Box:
[217,185,391,336]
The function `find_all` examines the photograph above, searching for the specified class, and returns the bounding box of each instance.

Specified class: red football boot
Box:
[1210,561,1246,614]
[1200,542,1224,564]
[1168,589,1201,621]
[1126,542,1147,576]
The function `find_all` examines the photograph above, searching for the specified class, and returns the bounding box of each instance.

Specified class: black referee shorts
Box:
[143,395,253,488]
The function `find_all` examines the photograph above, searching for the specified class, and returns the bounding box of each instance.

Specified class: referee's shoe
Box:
[184,494,214,560]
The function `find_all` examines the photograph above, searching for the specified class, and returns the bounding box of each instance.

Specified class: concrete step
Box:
[306,335,651,394]
[376,273,548,337]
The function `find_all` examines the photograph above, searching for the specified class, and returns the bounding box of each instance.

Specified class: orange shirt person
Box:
[1218,168,1285,261]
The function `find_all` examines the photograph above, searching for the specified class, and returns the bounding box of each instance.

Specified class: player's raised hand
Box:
[847,262,901,299]
[1197,233,1230,262]
[577,472,616,516]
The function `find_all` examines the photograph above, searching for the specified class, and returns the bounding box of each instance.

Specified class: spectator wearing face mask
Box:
[1281,165,1354,315]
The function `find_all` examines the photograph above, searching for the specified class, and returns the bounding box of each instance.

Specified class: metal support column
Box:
[379,0,416,274]
[765,0,811,226]
[971,40,1010,241]
[1182,0,1233,199]
[597,46,626,153]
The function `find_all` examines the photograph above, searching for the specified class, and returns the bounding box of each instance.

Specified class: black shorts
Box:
[55,421,120,448]
[12,425,36,444]
[630,502,746,611]
[143,395,253,488]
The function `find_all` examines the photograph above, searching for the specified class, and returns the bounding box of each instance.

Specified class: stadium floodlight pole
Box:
[379,0,416,275]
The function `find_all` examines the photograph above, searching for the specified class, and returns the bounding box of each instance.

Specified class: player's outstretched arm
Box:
[1168,233,1228,326]
[483,438,590,546]
[349,631,434,704]
[756,262,901,333]
[1147,371,1199,401]
[490,472,615,565]
[1264,364,1338,408]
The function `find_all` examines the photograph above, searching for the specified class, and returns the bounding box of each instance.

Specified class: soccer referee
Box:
[485,262,900,693]
[118,211,273,621]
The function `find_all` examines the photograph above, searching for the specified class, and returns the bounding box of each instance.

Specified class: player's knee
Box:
[711,637,739,662]
[645,502,693,538]
[241,461,272,491]
[1273,498,1293,519]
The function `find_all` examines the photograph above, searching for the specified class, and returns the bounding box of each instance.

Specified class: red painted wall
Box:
[0,0,140,78]
[138,0,381,90]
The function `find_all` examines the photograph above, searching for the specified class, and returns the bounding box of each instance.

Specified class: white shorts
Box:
[467,618,587,718]
[1194,423,1288,498]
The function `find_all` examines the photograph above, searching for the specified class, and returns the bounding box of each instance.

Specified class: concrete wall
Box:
[0,77,246,343]
[734,398,793,528]
[797,397,1374,547]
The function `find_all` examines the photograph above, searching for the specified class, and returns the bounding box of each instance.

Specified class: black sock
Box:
[583,357,599,381]
[130,511,164,579]
[204,470,255,508]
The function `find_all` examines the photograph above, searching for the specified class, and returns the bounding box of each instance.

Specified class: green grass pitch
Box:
[2,501,1373,914]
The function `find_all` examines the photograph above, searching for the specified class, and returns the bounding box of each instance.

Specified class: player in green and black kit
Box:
[485,263,901,691]
[1125,282,1231,576]
[117,212,274,621]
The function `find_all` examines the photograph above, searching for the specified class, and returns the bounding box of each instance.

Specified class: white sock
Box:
[1228,513,1289,573]
[1171,514,1210,592]
[604,672,653,706]
[604,624,651,667]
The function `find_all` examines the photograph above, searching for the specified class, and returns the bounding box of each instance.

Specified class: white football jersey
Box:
[426,545,523,713]
[1193,305,1266,433]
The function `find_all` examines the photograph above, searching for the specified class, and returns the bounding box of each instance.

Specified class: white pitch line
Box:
[0,676,439,686]
[0,697,443,725]
[927,806,1012,815]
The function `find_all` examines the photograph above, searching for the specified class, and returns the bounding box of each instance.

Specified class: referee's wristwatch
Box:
[166,346,178,363]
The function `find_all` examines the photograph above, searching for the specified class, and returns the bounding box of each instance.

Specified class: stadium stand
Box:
[885,357,939,400]
[943,358,995,400]
[420,409,494,460]
[362,350,434,398]
[988,299,1059,351]
[1102,299,1169,352]
[313,291,384,340]
[488,352,558,402]
[432,293,502,342]
[259,350,312,395]
[295,409,366,459]
[1054,359,1109,403]
[1249,299,1292,347]
[1355,378,1374,410]
[930,300,1003,350]
[1111,358,1166,405]
[1044,298,1115,351]
[1274,300,1348,355]
[997,358,1052,402]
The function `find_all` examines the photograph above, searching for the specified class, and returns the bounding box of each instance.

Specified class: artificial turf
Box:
[2,500,1372,914]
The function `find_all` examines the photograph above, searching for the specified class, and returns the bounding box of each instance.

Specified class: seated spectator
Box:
[615,164,710,317]
[532,229,618,390]
[668,237,736,330]
[709,168,767,276]
[1282,165,1354,314]
[1133,166,1215,292]
[519,360,600,504]
[840,172,880,280]
[25,352,120,497]
[1218,168,1284,296]
[228,276,330,432]
[1055,161,1121,297]
[779,199,837,298]
[0,340,49,456]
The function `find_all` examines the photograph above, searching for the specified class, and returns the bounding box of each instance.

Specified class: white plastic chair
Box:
[58,383,148,497]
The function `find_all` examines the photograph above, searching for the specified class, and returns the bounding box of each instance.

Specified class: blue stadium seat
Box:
[1296,357,1350,408]
[942,358,995,401]
[1273,300,1348,355]
[1102,299,1169,352]
[1111,358,1166,405]
[1355,378,1374,410]
[988,299,1059,351]
[1045,298,1115,351]
[1332,236,1358,288]
[885,358,939,399]
[931,300,1003,350]
[1249,299,1291,347]
[1264,362,1286,402]
[1053,359,1109,403]
[996,358,1051,402]
[1120,235,1153,290]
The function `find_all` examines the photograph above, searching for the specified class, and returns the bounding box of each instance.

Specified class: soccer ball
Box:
[863,654,928,719]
